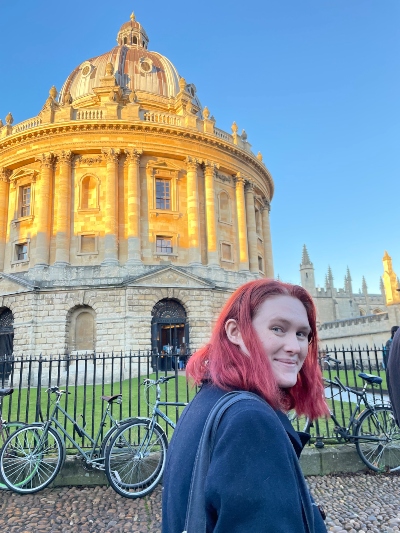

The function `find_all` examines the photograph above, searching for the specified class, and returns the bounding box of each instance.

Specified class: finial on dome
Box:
[105,62,114,76]
[231,121,238,134]
[203,106,210,120]
[0,119,3,127]
[130,12,135,21]
[5,112,13,125]
[49,86,58,100]
[179,77,186,91]
[257,152,263,161]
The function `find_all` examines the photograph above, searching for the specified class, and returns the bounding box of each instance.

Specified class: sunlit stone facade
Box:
[0,13,274,357]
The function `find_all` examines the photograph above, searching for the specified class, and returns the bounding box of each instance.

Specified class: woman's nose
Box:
[284,333,300,353]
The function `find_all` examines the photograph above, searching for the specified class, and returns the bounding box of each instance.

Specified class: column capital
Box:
[262,198,271,212]
[203,160,220,173]
[185,156,201,172]
[55,150,73,165]
[0,168,11,182]
[101,148,121,163]
[36,153,55,168]
[233,173,246,187]
[244,179,255,193]
[125,149,143,163]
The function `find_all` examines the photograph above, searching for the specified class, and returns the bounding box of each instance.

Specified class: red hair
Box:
[186,279,329,420]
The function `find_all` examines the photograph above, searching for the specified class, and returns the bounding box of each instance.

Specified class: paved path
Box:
[1,472,400,532]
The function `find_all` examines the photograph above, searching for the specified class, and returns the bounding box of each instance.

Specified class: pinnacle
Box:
[301,244,311,265]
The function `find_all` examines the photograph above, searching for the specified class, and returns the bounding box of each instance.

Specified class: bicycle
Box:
[0,388,27,490]
[104,375,187,498]
[0,386,144,495]
[308,355,400,472]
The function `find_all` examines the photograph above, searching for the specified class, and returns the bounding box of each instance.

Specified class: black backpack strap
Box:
[183,390,315,533]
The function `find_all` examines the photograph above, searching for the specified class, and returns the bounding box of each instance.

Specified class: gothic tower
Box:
[300,245,316,296]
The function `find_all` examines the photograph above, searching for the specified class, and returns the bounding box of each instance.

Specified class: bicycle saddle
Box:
[358,373,382,385]
[101,394,122,403]
[0,388,13,397]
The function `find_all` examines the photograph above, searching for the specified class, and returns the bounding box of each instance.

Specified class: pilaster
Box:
[34,153,54,267]
[0,168,11,271]
[54,151,73,266]
[126,149,143,265]
[244,180,258,274]
[204,161,219,267]
[261,199,274,278]
[234,175,249,272]
[101,148,120,265]
[186,156,202,265]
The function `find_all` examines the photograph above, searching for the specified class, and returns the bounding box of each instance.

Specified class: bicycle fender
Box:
[354,405,393,432]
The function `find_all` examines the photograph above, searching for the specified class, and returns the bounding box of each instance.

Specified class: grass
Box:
[323,368,387,392]
[1,373,196,449]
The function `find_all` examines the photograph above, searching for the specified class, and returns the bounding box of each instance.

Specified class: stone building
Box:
[300,245,400,348]
[0,13,274,359]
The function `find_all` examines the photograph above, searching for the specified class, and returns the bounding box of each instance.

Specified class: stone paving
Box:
[0,472,400,532]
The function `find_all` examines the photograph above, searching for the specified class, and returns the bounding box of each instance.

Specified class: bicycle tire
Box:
[0,421,26,490]
[355,406,400,472]
[105,420,168,498]
[99,417,139,459]
[0,425,64,494]
[287,411,312,433]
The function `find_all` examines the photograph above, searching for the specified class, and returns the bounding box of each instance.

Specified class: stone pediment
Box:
[0,273,34,295]
[130,267,215,289]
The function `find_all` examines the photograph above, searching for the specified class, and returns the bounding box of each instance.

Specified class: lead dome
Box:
[59,12,202,112]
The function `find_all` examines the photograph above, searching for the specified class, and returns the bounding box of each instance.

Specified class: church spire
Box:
[301,244,312,266]
[299,245,315,295]
[362,276,368,294]
[345,266,353,294]
[326,266,334,289]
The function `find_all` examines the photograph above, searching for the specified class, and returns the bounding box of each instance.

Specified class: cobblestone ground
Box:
[0,472,399,532]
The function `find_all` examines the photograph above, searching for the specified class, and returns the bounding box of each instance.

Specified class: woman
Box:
[162,279,329,533]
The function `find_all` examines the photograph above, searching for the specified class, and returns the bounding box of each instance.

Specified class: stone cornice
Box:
[0,121,273,198]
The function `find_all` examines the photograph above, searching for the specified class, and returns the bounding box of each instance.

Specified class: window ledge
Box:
[150,209,182,219]
[11,259,29,266]
[78,207,100,214]
[218,219,233,226]
[77,251,99,256]
[154,253,178,258]
[11,215,34,226]
[220,258,234,264]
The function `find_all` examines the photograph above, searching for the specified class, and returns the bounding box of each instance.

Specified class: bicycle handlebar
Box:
[143,375,176,386]
[46,386,71,395]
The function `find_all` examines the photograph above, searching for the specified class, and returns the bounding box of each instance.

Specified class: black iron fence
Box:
[0,346,390,445]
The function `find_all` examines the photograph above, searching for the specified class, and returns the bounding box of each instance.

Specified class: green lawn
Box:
[322,368,387,392]
[1,373,197,448]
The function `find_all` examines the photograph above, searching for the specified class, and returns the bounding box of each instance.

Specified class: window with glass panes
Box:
[156,237,173,254]
[21,186,31,217]
[156,179,170,210]
[16,243,28,261]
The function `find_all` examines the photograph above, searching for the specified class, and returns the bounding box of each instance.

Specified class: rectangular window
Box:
[156,237,173,254]
[258,256,263,272]
[16,243,28,261]
[156,179,171,210]
[221,243,232,262]
[81,235,96,253]
[21,186,31,217]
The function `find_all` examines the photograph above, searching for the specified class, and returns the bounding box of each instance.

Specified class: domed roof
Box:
[59,13,202,110]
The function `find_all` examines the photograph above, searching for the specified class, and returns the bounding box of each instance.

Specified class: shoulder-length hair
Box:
[186,279,329,420]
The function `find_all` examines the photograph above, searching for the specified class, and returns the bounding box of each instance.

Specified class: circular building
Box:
[0,13,274,359]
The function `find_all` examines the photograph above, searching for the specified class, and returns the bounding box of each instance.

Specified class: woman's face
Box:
[227,294,311,388]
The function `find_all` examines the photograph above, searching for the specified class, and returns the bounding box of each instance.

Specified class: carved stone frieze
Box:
[215,172,231,184]
[75,155,103,166]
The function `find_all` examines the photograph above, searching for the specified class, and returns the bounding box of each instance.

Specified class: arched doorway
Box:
[151,299,188,354]
[0,308,14,382]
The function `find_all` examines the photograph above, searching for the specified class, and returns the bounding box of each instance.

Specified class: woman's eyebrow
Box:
[269,316,311,332]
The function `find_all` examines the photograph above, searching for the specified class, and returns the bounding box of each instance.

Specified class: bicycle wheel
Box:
[105,420,168,498]
[0,425,64,494]
[99,418,138,459]
[0,421,26,490]
[287,411,311,433]
[355,407,400,472]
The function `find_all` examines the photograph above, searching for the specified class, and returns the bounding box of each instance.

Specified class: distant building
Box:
[300,246,400,348]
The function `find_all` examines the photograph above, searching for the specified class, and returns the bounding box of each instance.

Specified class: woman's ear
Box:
[225,319,248,354]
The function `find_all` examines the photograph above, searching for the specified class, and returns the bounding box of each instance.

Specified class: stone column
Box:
[245,180,258,273]
[126,149,142,265]
[101,148,120,265]
[234,175,249,272]
[261,199,274,278]
[186,156,201,265]
[34,153,54,267]
[54,151,73,266]
[204,161,219,267]
[0,168,11,271]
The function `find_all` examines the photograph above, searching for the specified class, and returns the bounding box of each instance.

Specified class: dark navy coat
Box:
[162,383,327,533]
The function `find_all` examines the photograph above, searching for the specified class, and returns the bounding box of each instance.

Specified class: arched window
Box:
[133,36,138,44]
[80,175,98,210]
[67,306,96,354]
[255,208,262,235]
[218,191,231,223]
[359,309,366,316]
[123,37,127,44]
[373,308,383,314]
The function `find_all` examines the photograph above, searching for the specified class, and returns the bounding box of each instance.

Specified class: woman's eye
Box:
[272,326,283,333]
[297,331,307,338]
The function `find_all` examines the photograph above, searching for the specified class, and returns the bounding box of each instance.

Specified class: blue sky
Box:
[0,1,398,293]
